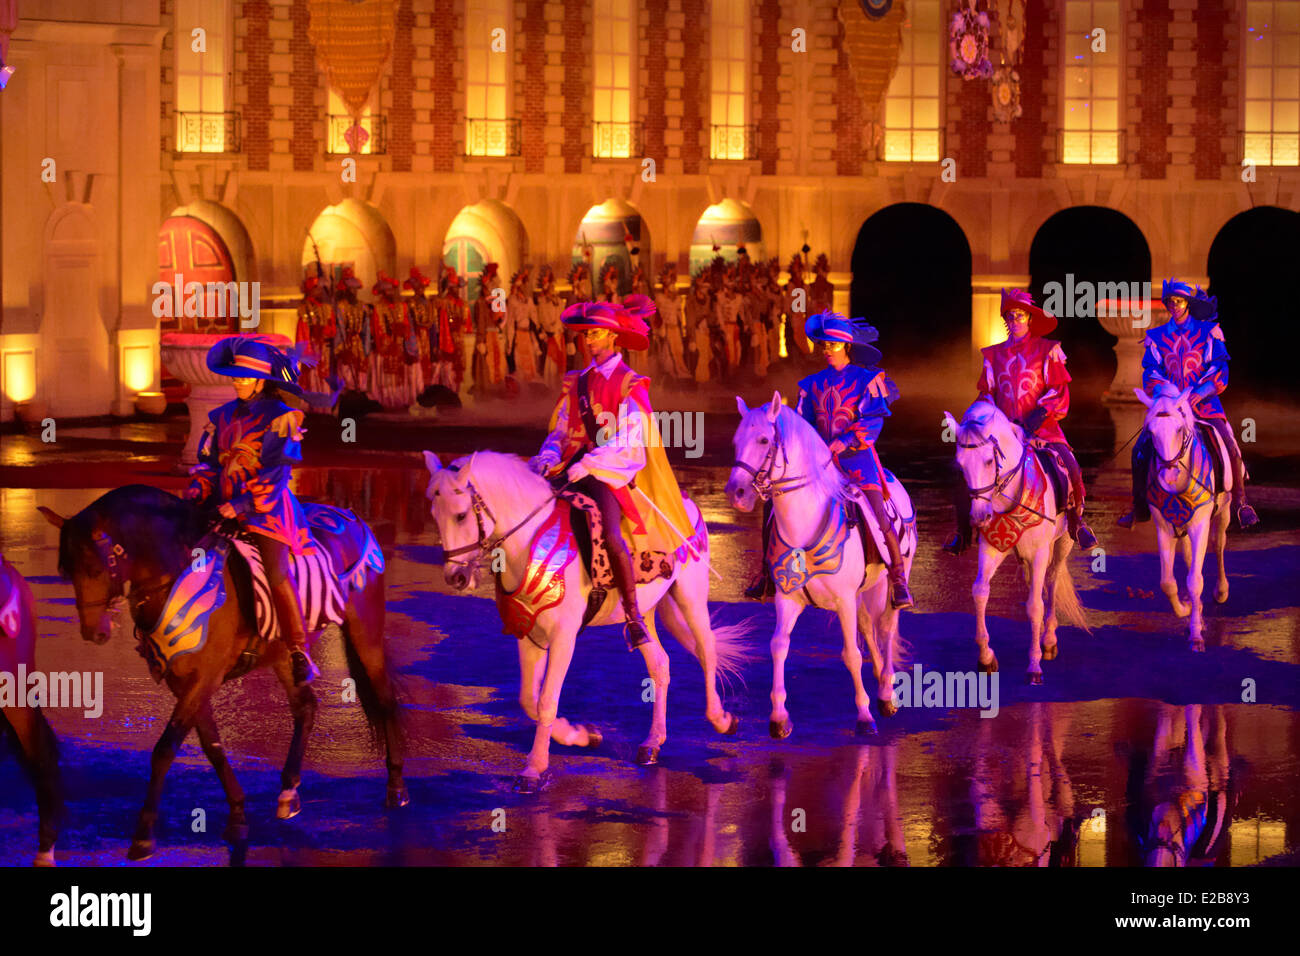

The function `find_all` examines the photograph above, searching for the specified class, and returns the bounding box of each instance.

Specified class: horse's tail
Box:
[1053,563,1092,635]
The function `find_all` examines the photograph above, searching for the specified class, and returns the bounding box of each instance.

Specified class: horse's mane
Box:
[450,451,553,512]
[773,405,850,503]
[58,484,205,579]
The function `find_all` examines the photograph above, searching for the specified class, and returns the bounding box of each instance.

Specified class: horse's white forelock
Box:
[449,450,552,517]
[757,404,849,502]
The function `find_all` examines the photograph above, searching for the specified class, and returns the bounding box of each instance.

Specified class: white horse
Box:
[725,392,916,738]
[1135,386,1231,651]
[423,450,747,790]
[944,399,1089,683]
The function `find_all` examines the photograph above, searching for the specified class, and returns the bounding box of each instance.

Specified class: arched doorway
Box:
[573,198,651,296]
[302,198,397,289]
[1028,206,1152,391]
[443,199,527,301]
[850,203,972,372]
[689,199,763,276]
[1207,206,1300,400]
[157,216,237,333]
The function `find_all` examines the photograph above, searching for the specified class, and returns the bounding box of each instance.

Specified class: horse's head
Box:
[1136,386,1195,484]
[423,451,486,591]
[946,400,1024,528]
[39,505,116,644]
[726,391,785,512]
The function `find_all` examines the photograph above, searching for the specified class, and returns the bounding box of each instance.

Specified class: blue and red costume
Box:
[795,363,898,493]
[1122,279,1257,527]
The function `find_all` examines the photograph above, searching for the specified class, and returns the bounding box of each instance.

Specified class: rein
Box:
[439,467,564,565]
[732,414,820,501]
[956,423,1055,524]
[1149,406,1215,499]
[81,526,177,617]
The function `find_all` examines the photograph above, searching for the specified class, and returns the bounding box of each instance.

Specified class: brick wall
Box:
[833,7,862,176]
[642,0,668,168]
[1192,1,1232,180]
[432,0,457,172]
[520,0,546,172]
[289,0,316,171]
[756,0,781,174]
[243,0,271,171]
[389,0,414,172]
[1135,0,1172,178]
[1014,0,1052,178]
[679,0,705,173]
[561,0,587,173]
[954,66,990,178]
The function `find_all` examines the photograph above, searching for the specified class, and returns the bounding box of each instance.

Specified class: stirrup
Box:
[942,531,970,556]
[1237,503,1259,529]
[623,619,650,652]
[290,649,317,686]
[744,571,775,600]
[889,575,915,610]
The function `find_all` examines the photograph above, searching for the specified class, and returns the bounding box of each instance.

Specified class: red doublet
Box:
[979,335,1072,447]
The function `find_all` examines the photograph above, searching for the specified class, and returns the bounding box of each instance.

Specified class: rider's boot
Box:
[607,536,650,650]
[866,493,914,609]
[1118,433,1153,529]
[1059,453,1098,549]
[1223,432,1260,529]
[744,502,776,600]
[269,575,316,686]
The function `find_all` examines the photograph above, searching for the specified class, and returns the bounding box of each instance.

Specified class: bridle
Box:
[1149,402,1213,497]
[957,425,1027,504]
[437,463,559,568]
[731,415,814,501]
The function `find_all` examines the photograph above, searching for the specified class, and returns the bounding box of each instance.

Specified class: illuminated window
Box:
[328,88,376,155]
[466,0,512,156]
[1062,0,1120,164]
[710,0,749,159]
[174,0,230,152]
[593,0,635,157]
[883,0,942,162]
[1244,1,1300,166]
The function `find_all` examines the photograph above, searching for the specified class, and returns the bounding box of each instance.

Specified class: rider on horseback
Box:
[1118,279,1259,530]
[745,312,914,609]
[185,336,317,687]
[945,288,1098,555]
[528,299,693,651]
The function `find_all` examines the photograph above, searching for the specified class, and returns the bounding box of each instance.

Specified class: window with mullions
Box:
[1244,1,1300,167]
[466,0,512,157]
[1062,0,1120,165]
[593,0,636,157]
[710,0,749,160]
[175,0,232,152]
[882,0,942,162]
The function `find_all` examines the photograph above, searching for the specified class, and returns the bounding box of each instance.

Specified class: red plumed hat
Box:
[999,287,1056,337]
[560,301,649,351]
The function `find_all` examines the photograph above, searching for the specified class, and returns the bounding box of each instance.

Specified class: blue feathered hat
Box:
[805,312,882,364]
[1188,285,1218,321]
[206,335,314,396]
[1161,279,1197,305]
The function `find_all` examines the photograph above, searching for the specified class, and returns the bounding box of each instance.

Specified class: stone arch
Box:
[442,199,528,301]
[572,198,652,296]
[689,198,764,276]
[850,202,972,370]
[1207,205,1300,398]
[302,198,398,289]
[165,199,257,283]
[42,203,112,417]
[1028,205,1152,388]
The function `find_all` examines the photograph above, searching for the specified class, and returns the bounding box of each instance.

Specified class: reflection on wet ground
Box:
[1,391,1298,866]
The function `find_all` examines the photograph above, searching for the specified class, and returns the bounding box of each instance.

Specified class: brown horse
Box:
[0,555,64,865]
[39,484,405,861]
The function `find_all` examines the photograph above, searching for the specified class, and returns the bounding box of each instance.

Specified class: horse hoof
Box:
[1027,672,1044,686]
[635,745,661,767]
[386,785,410,808]
[979,657,999,674]
[513,770,553,794]
[581,725,603,749]
[720,713,740,736]
[33,851,55,868]
[276,790,302,820]
[855,718,877,737]
[223,821,249,844]
[1041,645,1059,662]
[878,697,899,718]
[1215,589,1228,605]
[769,718,794,740]
[126,839,155,862]
[1190,640,1205,653]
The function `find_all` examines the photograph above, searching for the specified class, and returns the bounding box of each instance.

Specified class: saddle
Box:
[1196,421,1232,493]
[562,490,677,605]
[1032,447,1071,515]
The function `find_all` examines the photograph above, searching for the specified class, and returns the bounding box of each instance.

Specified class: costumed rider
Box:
[1119,279,1258,530]
[945,288,1098,555]
[185,336,318,687]
[527,300,693,651]
[744,312,914,609]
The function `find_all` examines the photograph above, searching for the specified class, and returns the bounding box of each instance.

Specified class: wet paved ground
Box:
[2,371,1299,866]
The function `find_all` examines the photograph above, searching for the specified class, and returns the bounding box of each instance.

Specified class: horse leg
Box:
[1156,523,1190,618]
[520,629,578,785]
[1213,499,1230,604]
[342,581,407,807]
[769,594,801,739]
[659,587,735,733]
[1041,535,1069,662]
[192,701,248,845]
[1025,543,1050,684]
[635,613,671,766]
[271,656,317,820]
[128,694,204,861]
[1186,517,1211,651]
[837,596,874,735]
[517,637,598,749]
[973,540,1008,673]
[2,706,63,866]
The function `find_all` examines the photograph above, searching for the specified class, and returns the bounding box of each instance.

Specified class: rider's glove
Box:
[528,453,557,476]
[566,462,589,483]
[1022,406,1048,436]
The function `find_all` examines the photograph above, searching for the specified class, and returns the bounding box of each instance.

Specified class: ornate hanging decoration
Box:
[989,0,1025,121]
[949,2,994,80]
[838,0,907,148]
[307,0,397,140]
[990,66,1022,121]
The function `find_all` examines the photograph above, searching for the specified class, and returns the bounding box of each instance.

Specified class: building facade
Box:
[2,0,1298,419]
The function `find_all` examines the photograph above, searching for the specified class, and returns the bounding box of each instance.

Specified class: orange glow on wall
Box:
[123,344,156,392]
[3,350,37,403]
